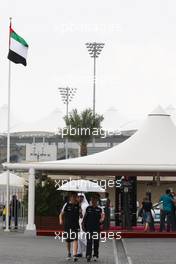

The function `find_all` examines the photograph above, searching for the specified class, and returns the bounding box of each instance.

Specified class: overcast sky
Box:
[1,0,176,122]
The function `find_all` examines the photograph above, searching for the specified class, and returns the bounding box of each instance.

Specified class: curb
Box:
[122,239,133,264]
[113,238,133,264]
[113,238,119,264]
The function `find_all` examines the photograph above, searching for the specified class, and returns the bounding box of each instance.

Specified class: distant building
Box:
[0,132,130,164]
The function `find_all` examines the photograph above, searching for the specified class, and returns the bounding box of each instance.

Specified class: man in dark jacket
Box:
[11,195,20,229]
[83,194,104,262]
[59,192,82,262]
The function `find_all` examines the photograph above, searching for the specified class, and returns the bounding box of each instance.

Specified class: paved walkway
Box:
[124,238,176,264]
[1,233,176,264]
[0,232,115,264]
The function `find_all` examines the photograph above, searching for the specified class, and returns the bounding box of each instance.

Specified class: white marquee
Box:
[4,106,176,173]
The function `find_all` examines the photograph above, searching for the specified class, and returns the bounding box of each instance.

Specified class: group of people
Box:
[2,195,20,229]
[140,189,176,232]
[59,192,106,262]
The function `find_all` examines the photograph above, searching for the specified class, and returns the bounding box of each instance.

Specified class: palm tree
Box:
[63,108,104,156]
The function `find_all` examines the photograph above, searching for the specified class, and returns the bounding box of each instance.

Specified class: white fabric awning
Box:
[0,171,24,187]
[3,106,176,174]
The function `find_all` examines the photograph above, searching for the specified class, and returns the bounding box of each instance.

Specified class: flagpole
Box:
[5,17,12,232]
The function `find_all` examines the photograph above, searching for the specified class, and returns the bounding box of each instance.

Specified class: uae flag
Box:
[8,26,28,66]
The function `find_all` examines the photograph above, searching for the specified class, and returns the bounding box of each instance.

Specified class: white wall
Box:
[26,143,57,161]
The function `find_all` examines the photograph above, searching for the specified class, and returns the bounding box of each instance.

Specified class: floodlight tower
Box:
[58,87,77,159]
[85,42,105,116]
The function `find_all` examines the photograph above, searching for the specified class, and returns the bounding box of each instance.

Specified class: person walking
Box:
[159,189,175,232]
[77,193,89,258]
[11,195,20,229]
[171,191,176,231]
[2,204,11,229]
[141,197,155,232]
[83,194,105,262]
[59,192,82,262]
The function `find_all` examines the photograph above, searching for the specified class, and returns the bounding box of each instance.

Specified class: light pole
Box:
[85,42,105,116]
[58,87,77,159]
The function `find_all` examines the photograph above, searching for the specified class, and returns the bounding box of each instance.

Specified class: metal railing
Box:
[0,189,27,231]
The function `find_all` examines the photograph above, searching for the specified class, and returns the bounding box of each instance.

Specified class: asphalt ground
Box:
[0,232,115,264]
[123,238,176,264]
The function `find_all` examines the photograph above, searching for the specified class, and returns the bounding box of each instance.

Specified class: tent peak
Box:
[148,105,170,117]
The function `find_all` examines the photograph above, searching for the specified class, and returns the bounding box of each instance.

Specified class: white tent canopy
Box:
[3,106,176,174]
[10,108,64,133]
[4,105,176,235]
[0,105,21,134]
[102,107,129,131]
[0,171,24,187]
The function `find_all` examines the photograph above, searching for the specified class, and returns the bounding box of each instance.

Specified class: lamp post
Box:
[85,42,105,116]
[58,87,77,159]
